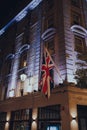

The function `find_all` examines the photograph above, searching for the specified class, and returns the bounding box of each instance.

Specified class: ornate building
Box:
[0,0,87,130]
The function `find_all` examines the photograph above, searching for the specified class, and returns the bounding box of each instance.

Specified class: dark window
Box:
[71,0,80,7]
[47,15,54,28]
[77,105,87,130]
[47,0,54,10]
[45,40,55,57]
[2,57,13,77]
[48,40,55,55]
[71,12,82,25]
[38,105,61,130]
[6,60,12,74]
[0,112,7,130]
[9,109,32,130]
[75,36,85,53]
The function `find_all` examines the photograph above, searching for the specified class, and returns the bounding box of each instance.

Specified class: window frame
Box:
[71,11,82,25]
[74,35,86,53]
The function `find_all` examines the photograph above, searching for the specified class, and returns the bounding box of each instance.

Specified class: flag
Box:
[40,48,54,98]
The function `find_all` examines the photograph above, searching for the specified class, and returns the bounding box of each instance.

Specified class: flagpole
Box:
[44,47,63,82]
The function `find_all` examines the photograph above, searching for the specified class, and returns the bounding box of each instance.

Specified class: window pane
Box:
[71,12,81,25]
[75,36,85,53]
[47,126,59,130]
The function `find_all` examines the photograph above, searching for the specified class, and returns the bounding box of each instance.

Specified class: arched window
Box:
[74,35,85,53]
[2,54,14,76]
[1,54,14,100]
[71,25,87,53]
[19,44,30,70]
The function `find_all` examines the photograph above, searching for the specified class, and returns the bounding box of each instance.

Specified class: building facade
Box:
[0,0,87,130]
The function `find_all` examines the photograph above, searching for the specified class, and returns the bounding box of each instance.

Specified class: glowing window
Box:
[20,53,27,69]
[47,126,59,130]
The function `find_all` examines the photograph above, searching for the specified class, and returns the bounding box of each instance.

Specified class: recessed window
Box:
[9,109,32,130]
[45,40,55,56]
[47,0,54,10]
[75,36,85,53]
[38,105,61,130]
[20,53,27,69]
[47,15,54,28]
[71,0,80,7]
[71,12,81,25]
[0,112,7,130]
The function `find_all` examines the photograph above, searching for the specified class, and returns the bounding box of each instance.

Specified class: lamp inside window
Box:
[20,72,27,82]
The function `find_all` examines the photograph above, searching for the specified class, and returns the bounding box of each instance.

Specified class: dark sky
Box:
[0,0,31,29]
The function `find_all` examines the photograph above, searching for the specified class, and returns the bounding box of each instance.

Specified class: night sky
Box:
[0,0,31,29]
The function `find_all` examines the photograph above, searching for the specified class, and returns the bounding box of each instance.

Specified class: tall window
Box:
[77,105,87,130]
[45,39,55,57]
[74,36,85,53]
[9,109,32,130]
[47,15,54,28]
[0,112,7,130]
[20,52,27,69]
[19,44,29,71]
[38,105,61,130]
[71,11,82,25]
[2,57,13,77]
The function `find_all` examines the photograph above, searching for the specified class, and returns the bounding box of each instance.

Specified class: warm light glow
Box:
[32,121,37,130]
[6,113,10,122]
[70,108,77,118]
[5,122,9,130]
[23,61,27,67]
[71,120,78,130]
[32,108,37,120]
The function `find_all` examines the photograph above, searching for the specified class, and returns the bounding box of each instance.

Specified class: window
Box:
[71,11,82,25]
[20,53,27,69]
[47,15,54,28]
[9,109,32,130]
[47,0,54,10]
[0,112,7,130]
[45,40,55,57]
[75,36,85,53]
[71,0,80,7]
[47,124,61,130]
[38,105,61,130]
[77,105,87,130]
[2,55,14,77]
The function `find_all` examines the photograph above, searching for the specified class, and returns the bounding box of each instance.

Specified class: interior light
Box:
[20,73,27,82]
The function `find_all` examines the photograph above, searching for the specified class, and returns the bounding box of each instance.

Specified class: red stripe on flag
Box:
[40,48,54,98]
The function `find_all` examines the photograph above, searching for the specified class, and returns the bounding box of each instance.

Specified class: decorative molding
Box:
[41,28,56,41]
[71,25,87,37]
[5,54,15,60]
[0,0,43,36]
[18,44,30,54]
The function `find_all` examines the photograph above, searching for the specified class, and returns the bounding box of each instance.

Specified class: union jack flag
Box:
[40,48,54,98]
